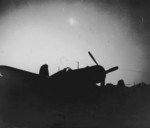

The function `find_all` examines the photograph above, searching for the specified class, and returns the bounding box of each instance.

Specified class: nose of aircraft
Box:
[89,65,106,84]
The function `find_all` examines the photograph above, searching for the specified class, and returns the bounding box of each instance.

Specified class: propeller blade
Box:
[88,51,99,65]
[106,66,119,74]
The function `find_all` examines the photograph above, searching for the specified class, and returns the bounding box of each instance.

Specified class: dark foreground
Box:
[0,82,150,128]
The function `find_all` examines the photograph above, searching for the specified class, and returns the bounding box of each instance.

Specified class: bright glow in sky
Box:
[0,1,146,84]
[69,17,78,26]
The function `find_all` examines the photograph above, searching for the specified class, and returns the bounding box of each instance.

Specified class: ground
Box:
[0,82,150,128]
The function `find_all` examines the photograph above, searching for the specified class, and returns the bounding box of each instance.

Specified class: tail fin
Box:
[39,64,49,77]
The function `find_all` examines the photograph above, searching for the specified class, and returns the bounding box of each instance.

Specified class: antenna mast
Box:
[58,66,60,71]
[77,61,79,69]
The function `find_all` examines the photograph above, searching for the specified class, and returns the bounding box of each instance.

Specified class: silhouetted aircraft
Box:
[50,51,119,87]
[0,52,118,89]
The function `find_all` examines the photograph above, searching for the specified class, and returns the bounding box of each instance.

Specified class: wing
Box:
[0,65,49,86]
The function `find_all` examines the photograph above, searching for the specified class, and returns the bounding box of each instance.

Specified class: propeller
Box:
[88,51,119,73]
[106,66,119,74]
[88,51,119,86]
[88,51,99,65]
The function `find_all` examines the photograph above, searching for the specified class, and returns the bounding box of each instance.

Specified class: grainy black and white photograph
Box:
[0,0,150,128]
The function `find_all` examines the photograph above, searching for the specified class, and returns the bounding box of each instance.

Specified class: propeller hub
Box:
[88,51,119,86]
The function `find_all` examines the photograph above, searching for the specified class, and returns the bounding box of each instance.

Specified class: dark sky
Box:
[96,0,150,82]
[0,0,150,44]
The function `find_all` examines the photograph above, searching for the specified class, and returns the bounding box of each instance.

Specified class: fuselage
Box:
[51,65,106,85]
